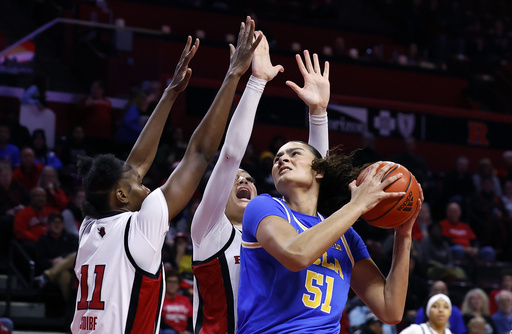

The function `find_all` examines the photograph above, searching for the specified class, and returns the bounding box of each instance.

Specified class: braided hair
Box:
[77,154,131,218]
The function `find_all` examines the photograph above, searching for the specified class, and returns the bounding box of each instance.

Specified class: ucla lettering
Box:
[313,252,344,279]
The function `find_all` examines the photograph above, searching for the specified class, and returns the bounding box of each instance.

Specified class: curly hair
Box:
[77,154,131,218]
[311,146,363,217]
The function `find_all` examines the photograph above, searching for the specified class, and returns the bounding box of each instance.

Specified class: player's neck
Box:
[282,193,318,216]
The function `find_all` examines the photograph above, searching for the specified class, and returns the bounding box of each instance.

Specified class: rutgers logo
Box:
[234,256,240,264]
[397,191,414,212]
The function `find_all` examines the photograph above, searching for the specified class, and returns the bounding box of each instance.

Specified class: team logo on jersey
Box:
[98,227,106,237]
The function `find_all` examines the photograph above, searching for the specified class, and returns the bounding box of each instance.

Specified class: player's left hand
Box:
[166,35,200,94]
[286,50,330,115]
[394,183,424,237]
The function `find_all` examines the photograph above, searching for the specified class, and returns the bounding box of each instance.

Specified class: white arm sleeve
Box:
[190,75,266,244]
[308,112,329,157]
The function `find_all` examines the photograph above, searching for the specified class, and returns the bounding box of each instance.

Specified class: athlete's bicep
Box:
[256,215,300,269]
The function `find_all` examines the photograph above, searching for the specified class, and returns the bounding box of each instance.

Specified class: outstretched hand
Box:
[166,36,200,94]
[348,162,406,216]
[227,16,263,78]
[252,32,284,82]
[286,50,330,114]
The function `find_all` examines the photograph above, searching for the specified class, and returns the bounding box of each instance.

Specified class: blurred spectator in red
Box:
[440,201,496,261]
[77,80,113,153]
[160,269,193,334]
[37,166,68,211]
[489,270,512,315]
[12,147,44,191]
[412,202,432,242]
[13,186,59,258]
[0,163,30,256]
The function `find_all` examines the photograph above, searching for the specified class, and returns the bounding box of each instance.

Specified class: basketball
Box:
[356,161,420,229]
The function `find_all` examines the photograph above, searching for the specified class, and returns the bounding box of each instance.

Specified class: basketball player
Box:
[70,17,262,334]
[237,151,424,333]
[190,34,330,332]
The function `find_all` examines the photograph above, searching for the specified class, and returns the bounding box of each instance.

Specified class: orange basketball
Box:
[356,161,420,229]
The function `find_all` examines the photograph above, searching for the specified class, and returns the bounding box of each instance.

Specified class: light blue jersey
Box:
[237,194,370,334]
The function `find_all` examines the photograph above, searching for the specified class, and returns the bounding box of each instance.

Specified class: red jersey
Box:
[13,205,60,242]
[439,219,476,247]
[161,293,193,332]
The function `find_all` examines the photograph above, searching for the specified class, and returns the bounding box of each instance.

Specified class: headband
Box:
[426,293,452,316]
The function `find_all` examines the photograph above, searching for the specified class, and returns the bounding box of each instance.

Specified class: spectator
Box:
[60,125,91,168]
[0,123,20,167]
[401,294,453,334]
[352,131,382,168]
[19,74,47,109]
[354,313,384,334]
[461,288,498,334]
[2,104,31,149]
[500,180,512,218]
[116,90,151,158]
[473,158,502,197]
[255,150,278,197]
[391,136,430,186]
[440,202,495,261]
[77,80,113,153]
[491,290,512,334]
[490,270,512,315]
[468,178,507,257]
[13,186,59,258]
[412,202,433,242]
[420,222,467,280]
[443,156,475,208]
[61,188,85,237]
[59,125,91,193]
[415,280,467,334]
[160,270,193,334]
[12,147,44,191]
[468,317,489,334]
[34,212,78,302]
[31,129,62,170]
[0,163,30,256]
[496,151,512,183]
[37,166,69,211]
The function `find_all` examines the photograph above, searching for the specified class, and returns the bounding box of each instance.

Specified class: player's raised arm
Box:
[191,32,283,243]
[126,36,199,179]
[161,16,262,221]
[287,50,330,157]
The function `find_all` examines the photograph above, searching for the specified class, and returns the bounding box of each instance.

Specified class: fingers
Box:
[250,32,263,52]
[229,44,236,58]
[285,80,301,94]
[304,50,314,73]
[312,53,321,73]
[295,53,308,77]
[323,61,330,80]
[180,36,192,60]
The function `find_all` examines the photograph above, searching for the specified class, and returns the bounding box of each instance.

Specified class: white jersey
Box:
[190,76,329,334]
[71,189,169,334]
